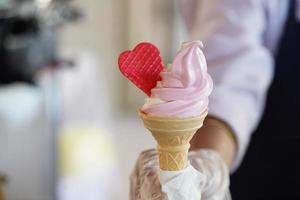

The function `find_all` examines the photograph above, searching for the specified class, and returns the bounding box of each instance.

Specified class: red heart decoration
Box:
[118,42,164,96]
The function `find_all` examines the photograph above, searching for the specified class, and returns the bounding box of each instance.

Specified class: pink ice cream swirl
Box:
[141,40,213,118]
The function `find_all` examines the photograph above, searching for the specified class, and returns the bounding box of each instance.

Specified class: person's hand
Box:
[130,149,231,200]
[130,149,167,200]
[189,150,231,200]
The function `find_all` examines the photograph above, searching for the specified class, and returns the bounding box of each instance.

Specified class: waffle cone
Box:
[139,110,207,171]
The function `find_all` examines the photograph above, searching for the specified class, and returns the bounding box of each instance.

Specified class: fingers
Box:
[130,149,165,200]
[140,173,166,200]
[138,149,159,173]
[131,149,158,181]
[130,158,140,200]
[189,149,230,199]
[132,149,231,200]
[138,149,159,185]
[139,149,158,165]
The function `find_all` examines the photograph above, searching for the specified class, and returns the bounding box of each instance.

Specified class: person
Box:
[0,175,5,200]
[131,0,300,199]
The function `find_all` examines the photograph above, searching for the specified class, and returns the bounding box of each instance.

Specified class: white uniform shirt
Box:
[180,0,300,170]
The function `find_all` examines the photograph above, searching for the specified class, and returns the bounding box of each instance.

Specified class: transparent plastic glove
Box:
[189,150,231,200]
[130,149,231,200]
[130,149,167,200]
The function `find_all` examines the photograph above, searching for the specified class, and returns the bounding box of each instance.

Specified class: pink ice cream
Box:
[141,40,213,117]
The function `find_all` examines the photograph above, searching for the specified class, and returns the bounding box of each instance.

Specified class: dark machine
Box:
[0,0,81,84]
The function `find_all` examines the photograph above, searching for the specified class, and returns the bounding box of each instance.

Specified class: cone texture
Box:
[139,111,207,171]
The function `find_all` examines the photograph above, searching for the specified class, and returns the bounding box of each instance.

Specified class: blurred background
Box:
[0,0,189,199]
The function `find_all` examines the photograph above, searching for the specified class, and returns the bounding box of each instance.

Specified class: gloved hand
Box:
[130,149,231,200]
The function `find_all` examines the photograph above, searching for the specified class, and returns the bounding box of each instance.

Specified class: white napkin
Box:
[159,164,206,200]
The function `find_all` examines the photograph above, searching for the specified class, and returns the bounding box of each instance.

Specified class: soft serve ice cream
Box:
[141,40,213,117]
[119,40,213,196]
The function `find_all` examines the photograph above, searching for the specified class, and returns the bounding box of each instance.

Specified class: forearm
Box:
[190,117,237,167]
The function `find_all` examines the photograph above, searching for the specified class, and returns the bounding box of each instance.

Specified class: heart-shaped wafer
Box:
[118,42,164,96]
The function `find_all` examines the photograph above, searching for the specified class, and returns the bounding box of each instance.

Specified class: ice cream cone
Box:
[139,110,208,171]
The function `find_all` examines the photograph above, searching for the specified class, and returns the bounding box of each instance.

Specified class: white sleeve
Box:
[184,0,274,170]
